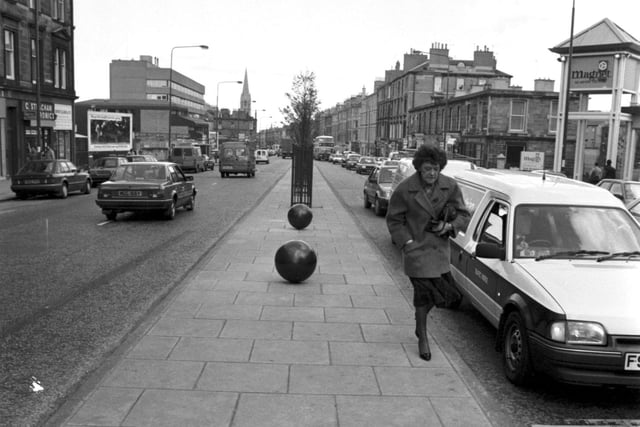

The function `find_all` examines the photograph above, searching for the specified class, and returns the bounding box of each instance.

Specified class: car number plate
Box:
[624,353,640,371]
[118,190,142,196]
[25,179,41,184]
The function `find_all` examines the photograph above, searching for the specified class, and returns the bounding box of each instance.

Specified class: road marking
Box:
[97,220,111,226]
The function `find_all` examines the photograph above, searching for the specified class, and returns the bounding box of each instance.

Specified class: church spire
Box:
[240,68,251,114]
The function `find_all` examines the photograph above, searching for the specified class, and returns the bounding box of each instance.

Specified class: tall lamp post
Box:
[168,44,208,147]
[216,80,243,150]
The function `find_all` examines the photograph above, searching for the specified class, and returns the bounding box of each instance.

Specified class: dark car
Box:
[203,155,215,171]
[355,156,377,175]
[344,154,361,170]
[90,156,128,186]
[11,159,92,199]
[126,154,157,162]
[96,162,196,221]
[363,165,397,216]
[597,179,640,205]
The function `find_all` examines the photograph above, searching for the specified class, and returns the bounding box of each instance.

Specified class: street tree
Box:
[281,71,320,206]
[281,71,320,147]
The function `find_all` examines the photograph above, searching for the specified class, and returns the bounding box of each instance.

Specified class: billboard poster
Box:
[570,56,614,91]
[88,111,133,152]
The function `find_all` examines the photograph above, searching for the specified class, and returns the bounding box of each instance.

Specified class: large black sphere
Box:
[288,203,313,230]
[274,240,317,283]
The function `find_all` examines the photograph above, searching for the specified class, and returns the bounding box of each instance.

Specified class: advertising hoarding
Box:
[88,111,132,152]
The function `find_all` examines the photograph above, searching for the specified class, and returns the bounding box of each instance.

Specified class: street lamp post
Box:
[168,45,208,147]
[215,80,243,150]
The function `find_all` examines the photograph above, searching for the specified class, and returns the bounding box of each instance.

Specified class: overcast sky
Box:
[74,0,640,129]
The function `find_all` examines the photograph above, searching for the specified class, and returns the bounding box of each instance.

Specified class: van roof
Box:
[454,168,622,207]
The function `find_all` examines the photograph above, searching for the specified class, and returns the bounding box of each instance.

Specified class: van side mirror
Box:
[475,242,505,260]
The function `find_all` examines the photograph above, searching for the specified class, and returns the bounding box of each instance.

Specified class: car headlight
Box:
[550,321,606,345]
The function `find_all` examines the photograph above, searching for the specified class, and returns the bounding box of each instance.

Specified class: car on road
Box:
[203,155,215,171]
[628,197,640,221]
[255,149,270,164]
[11,159,92,199]
[344,154,361,170]
[331,153,345,165]
[450,168,640,387]
[96,162,196,221]
[355,156,377,175]
[126,154,157,162]
[596,178,640,205]
[363,165,397,216]
[89,156,128,186]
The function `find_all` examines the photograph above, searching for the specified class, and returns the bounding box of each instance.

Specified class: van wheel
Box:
[502,311,533,385]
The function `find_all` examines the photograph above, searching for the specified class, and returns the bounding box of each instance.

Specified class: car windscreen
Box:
[513,205,640,259]
[112,164,166,181]
[378,168,395,183]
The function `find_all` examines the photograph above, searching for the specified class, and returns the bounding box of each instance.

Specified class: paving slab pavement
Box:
[48,166,494,426]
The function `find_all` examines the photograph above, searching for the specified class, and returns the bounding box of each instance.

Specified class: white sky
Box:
[74,0,640,130]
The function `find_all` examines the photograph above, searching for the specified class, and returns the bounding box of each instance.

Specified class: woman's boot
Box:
[415,305,431,361]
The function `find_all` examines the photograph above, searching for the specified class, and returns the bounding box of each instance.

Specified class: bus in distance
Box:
[313,136,335,161]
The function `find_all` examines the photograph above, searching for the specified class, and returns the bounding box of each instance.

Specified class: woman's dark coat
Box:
[386,172,470,278]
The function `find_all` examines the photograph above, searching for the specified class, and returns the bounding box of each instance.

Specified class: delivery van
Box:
[219,141,257,177]
[169,143,205,172]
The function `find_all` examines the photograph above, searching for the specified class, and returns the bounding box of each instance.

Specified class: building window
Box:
[31,39,37,84]
[60,50,66,89]
[548,100,559,133]
[54,49,60,87]
[4,30,16,80]
[509,99,527,132]
[53,48,67,89]
[53,0,65,21]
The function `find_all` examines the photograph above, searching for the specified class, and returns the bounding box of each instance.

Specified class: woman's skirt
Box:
[409,273,461,308]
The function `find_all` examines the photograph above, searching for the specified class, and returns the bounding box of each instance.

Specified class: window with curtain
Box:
[509,99,527,132]
[4,30,16,80]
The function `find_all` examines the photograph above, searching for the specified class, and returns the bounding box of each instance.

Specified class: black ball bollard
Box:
[274,240,317,283]
[287,203,313,230]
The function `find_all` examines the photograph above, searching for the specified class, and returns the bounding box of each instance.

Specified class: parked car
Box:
[627,197,640,221]
[363,165,397,216]
[89,156,128,186]
[596,179,640,205]
[344,154,361,170]
[355,156,377,175]
[203,155,215,171]
[126,154,157,162]
[95,162,196,221]
[255,149,270,164]
[11,159,92,199]
[450,168,640,387]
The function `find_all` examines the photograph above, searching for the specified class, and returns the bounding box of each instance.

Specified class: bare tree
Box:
[281,71,319,146]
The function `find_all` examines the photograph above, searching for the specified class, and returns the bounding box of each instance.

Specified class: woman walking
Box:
[386,145,470,360]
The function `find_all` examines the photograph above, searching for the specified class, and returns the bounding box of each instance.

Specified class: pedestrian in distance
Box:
[386,145,470,361]
[588,162,603,184]
[43,144,55,160]
[603,159,616,179]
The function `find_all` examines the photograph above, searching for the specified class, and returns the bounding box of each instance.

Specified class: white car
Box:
[450,169,640,387]
[255,149,269,164]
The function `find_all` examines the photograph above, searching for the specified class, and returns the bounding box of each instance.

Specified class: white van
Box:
[255,149,269,164]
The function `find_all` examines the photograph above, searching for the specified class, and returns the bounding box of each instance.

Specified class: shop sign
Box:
[570,57,613,91]
[23,101,56,121]
[520,151,544,171]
